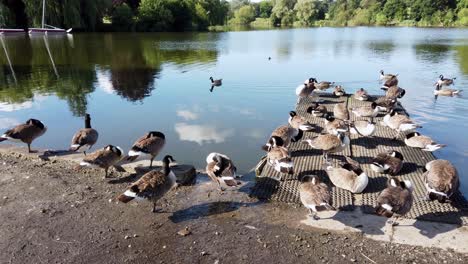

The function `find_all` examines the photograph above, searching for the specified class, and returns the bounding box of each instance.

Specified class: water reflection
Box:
[414,43,451,64]
[367,41,395,59]
[174,122,234,145]
[454,45,468,74]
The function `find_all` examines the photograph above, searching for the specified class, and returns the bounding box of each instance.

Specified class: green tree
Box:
[271,0,297,26]
[232,5,256,25]
[259,0,273,18]
[137,0,174,31]
[112,3,134,31]
[294,0,318,26]
[383,0,407,21]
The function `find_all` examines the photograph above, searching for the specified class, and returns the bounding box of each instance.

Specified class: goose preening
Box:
[299,175,335,220]
[80,145,124,178]
[347,120,376,137]
[306,102,327,117]
[382,110,421,139]
[423,159,459,203]
[370,150,404,176]
[265,137,294,179]
[302,132,350,161]
[434,84,462,96]
[323,114,348,135]
[117,155,177,212]
[295,82,316,104]
[374,96,397,113]
[333,85,346,97]
[404,132,446,152]
[351,102,379,121]
[376,178,413,226]
[69,114,99,155]
[0,118,47,153]
[380,70,398,81]
[126,131,166,168]
[435,75,455,87]
[289,111,314,131]
[312,78,334,91]
[354,88,369,101]
[206,152,239,191]
[263,125,303,150]
[333,102,349,121]
[382,75,398,89]
[325,157,368,193]
[382,85,406,99]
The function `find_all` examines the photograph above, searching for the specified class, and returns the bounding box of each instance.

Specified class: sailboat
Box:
[28,0,72,35]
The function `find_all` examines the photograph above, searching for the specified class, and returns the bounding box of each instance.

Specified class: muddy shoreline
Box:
[0,151,467,263]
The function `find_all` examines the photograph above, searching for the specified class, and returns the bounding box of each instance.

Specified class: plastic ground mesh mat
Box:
[250,93,355,211]
[251,92,468,225]
[348,96,468,225]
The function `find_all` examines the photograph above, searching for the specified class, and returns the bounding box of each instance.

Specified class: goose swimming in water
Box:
[434,84,462,96]
[435,75,455,87]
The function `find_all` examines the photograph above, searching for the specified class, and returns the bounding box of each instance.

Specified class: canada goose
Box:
[374,96,397,113]
[370,150,404,176]
[117,155,177,212]
[381,85,405,99]
[289,111,314,131]
[210,77,222,86]
[306,103,327,117]
[376,177,413,226]
[323,114,347,135]
[348,120,376,137]
[127,131,166,168]
[262,125,303,150]
[266,142,294,179]
[434,84,462,96]
[299,175,335,220]
[206,152,239,191]
[333,102,349,121]
[404,132,446,152]
[312,78,334,91]
[351,102,379,121]
[333,85,346,97]
[354,88,369,101]
[380,70,398,81]
[381,75,398,89]
[295,82,316,104]
[435,75,455,87]
[0,118,47,153]
[302,132,350,161]
[69,114,99,156]
[423,160,459,203]
[325,157,368,193]
[80,145,124,178]
[382,110,421,139]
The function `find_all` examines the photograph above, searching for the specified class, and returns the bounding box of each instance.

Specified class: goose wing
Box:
[71,128,98,148]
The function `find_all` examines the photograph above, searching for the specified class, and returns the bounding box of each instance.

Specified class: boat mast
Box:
[42,0,46,28]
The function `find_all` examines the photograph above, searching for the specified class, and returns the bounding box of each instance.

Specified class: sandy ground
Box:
[0,151,467,264]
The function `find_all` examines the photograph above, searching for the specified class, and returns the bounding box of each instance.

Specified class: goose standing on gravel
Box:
[333,102,349,121]
[435,75,455,87]
[127,131,166,168]
[306,103,327,117]
[371,150,404,176]
[80,145,124,178]
[376,178,413,226]
[382,86,406,98]
[265,136,294,179]
[423,159,459,203]
[382,110,421,139]
[323,114,348,135]
[299,175,335,220]
[434,84,462,96]
[404,132,446,152]
[325,157,368,193]
[351,102,379,121]
[263,125,303,150]
[70,114,98,156]
[354,88,369,101]
[382,76,398,89]
[347,120,376,137]
[289,111,314,131]
[303,132,349,161]
[380,70,398,81]
[117,155,177,212]
[206,152,239,191]
[0,118,47,153]
[333,85,346,97]
[296,81,316,104]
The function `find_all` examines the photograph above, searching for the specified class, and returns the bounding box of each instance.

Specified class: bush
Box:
[231,5,256,25]
[457,8,468,26]
[137,0,174,31]
[112,4,134,31]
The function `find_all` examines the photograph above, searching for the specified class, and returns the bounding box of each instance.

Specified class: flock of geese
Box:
[0,71,462,223]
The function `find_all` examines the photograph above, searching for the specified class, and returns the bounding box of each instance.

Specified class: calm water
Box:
[0,28,467,194]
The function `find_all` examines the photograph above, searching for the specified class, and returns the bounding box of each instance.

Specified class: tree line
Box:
[0,0,467,32]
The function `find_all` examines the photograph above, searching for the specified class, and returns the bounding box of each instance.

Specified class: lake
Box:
[0,28,467,195]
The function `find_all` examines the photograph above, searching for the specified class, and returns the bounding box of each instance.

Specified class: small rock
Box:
[163,245,167,249]
[215,232,219,236]
[108,199,112,203]
[128,244,132,248]
[133,234,138,238]
[350,259,356,262]
[200,251,208,256]
[214,260,219,264]
[124,235,130,240]
[177,227,191,237]
[3,196,8,200]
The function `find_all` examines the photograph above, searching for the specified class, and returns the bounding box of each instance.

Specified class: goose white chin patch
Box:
[128,150,143,157]
[382,204,393,211]
[80,162,99,168]
[123,190,137,198]
[370,164,384,172]
[390,179,397,187]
